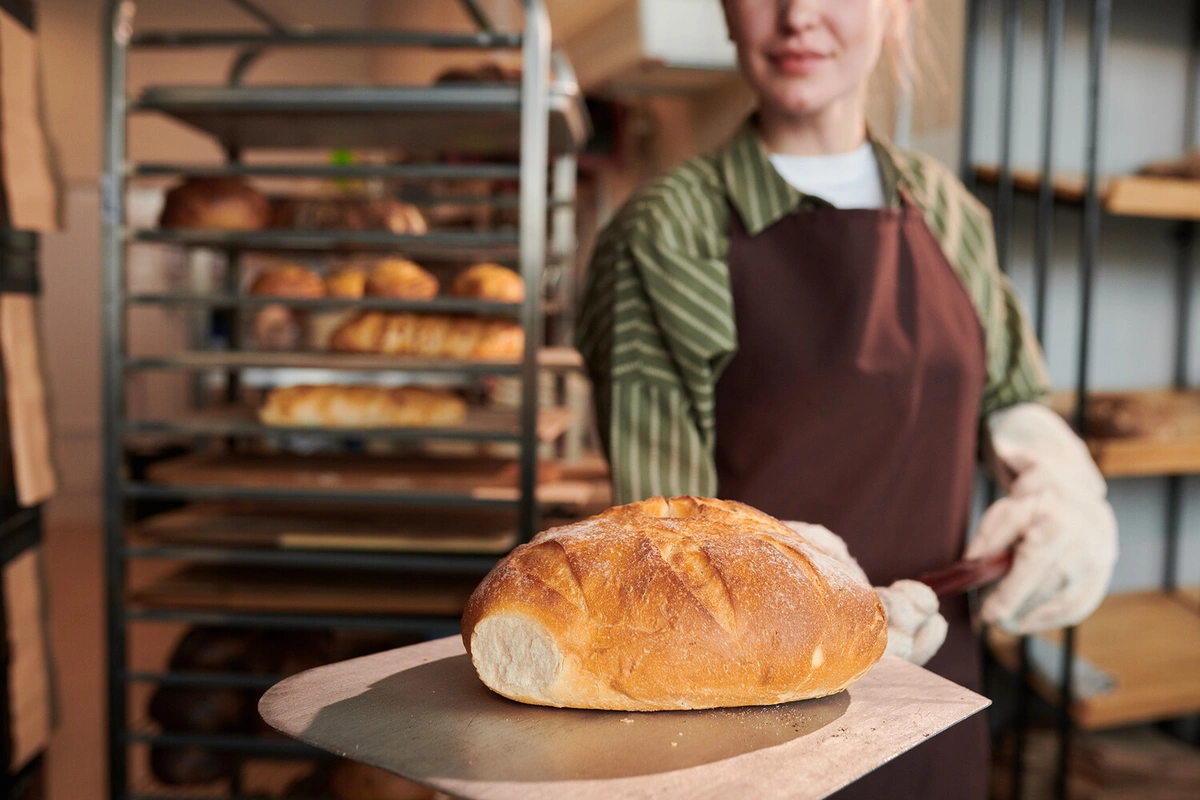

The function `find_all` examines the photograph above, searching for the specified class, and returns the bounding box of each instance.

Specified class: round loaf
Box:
[365,259,439,300]
[159,177,270,230]
[461,496,887,711]
[250,264,327,299]
[450,263,525,303]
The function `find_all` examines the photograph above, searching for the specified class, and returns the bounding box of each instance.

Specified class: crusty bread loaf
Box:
[329,312,523,361]
[324,267,368,299]
[365,258,439,300]
[270,197,428,234]
[450,263,524,303]
[159,177,271,230]
[258,385,467,428]
[249,264,327,299]
[461,496,887,711]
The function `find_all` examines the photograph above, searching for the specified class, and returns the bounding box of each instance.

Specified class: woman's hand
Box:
[784,521,948,666]
[968,403,1118,635]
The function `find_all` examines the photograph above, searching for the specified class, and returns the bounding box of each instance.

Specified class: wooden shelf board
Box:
[129,563,479,617]
[132,504,519,555]
[975,165,1200,221]
[1048,388,1200,478]
[989,590,1200,730]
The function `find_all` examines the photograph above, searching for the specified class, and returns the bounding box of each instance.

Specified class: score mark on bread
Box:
[461,496,887,711]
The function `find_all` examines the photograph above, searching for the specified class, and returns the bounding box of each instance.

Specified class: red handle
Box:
[915,550,1014,599]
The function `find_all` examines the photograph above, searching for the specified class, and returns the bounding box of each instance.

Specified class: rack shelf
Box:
[123,405,578,445]
[126,292,523,315]
[1049,389,1200,477]
[132,228,519,258]
[988,590,1200,731]
[133,84,589,155]
[975,165,1200,221]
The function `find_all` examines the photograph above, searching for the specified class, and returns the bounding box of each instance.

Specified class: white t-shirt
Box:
[768,142,885,210]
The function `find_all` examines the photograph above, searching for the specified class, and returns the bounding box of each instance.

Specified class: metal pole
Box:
[550,155,577,347]
[1034,0,1065,342]
[996,0,1022,274]
[102,2,132,797]
[1010,636,1030,800]
[1056,626,1076,800]
[517,0,551,542]
[959,0,985,190]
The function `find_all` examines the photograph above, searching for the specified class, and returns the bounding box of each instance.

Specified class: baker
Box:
[576,1,1118,798]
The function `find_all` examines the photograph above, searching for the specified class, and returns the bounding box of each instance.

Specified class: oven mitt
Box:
[785,521,948,666]
[969,402,1118,635]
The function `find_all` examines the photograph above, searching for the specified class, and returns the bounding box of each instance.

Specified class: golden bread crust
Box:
[258,385,467,428]
[450,263,525,303]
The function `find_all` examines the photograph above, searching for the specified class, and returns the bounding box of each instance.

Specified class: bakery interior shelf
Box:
[132,162,524,181]
[122,405,578,445]
[124,347,583,375]
[974,164,1200,221]
[127,292,523,316]
[132,84,589,155]
[132,228,519,257]
[987,590,1200,731]
[1049,388,1200,477]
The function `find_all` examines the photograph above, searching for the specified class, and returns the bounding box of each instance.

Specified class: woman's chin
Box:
[759,87,843,120]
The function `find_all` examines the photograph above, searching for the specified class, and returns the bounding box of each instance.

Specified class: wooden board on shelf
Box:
[130,564,479,617]
[1049,388,1200,477]
[989,590,1200,730]
[974,165,1200,221]
[145,452,563,496]
[133,504,519,554]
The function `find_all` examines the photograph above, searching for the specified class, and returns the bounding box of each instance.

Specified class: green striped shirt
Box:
[577,119,1050,505]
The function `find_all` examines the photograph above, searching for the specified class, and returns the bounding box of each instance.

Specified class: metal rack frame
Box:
[961,1,1197,798]
[102,2,586,797]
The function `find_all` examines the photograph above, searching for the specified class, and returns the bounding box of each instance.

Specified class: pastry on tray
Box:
[270,196,428,235]
[364,258,439,300]
[249,263,327,298]
[324,267,368,299]
[159,176,271,231]
[450,263,525,303]
[329,312,523,361]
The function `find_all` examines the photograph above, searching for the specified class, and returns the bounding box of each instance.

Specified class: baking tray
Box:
[260,636,990,800]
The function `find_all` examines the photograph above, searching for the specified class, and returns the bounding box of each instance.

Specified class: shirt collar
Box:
[717,116,909,236]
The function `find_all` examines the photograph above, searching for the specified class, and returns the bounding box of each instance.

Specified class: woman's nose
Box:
[778,0,821,33]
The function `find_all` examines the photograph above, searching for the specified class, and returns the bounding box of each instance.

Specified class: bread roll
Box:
[159,177,271,230]
[365,259,438,300]
[250,264,327,298]
[325,267,368,299]
[329,313,523,361]
[450,263,524,303]
[150,745,236,785]
[435,63,522,84]
[259,385,467,428]
[148,686,249,734]
[461,496,887,711]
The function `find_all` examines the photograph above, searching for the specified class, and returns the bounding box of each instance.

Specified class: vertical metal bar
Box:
[550,155,577,347]
[996,0,1022,274]
[1034,0,1065,342]
[1056,626,1076,800]
[1165,474,1184,592]
[1010,636,1030,800]
[1074,0,1111,437]
[459,0,497,32]
[103,3,132,797]
[960,0,985,191]
[517,0,551,542]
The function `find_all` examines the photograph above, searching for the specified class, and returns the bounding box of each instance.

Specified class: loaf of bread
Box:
[270,197,428,234]
[450,263,524,303]
[325,267,368,299]
[250,264,327,298]
[365,258,439,300]
[259,385,467,428]
[159,177,271,230]
[462,496,887,711]
[435,63,522,84]
[329,312,523,361]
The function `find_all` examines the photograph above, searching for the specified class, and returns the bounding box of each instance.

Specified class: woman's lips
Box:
[771,51,831,75]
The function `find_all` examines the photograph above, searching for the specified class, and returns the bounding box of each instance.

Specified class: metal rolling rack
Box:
[102,1,588,798]
[962,1,1200,798]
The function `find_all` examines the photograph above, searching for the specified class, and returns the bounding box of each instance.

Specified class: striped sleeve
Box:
[576,158,734,503]
[901,153,1051,418]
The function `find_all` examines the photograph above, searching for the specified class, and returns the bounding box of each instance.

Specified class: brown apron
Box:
[714,196,990,800]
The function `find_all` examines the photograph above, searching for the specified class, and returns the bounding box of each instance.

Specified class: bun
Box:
[270,197,428,234]
[365,259,439,300]
[149,686,248,734]
[250,265,326,298]
[159,177,270,230]
[325,268,367,299]
[436,63,521,84]
[150,746,236,785]
[259,385,467,428]
[450,263,524,303]
[461,496,887,711]
[330,313,523,360]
